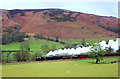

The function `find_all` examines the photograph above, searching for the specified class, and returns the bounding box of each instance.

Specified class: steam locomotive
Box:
[36,52,120,61]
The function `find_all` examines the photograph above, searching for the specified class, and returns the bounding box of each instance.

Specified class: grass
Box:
[2,57,119,77]
[2,37,117,61]
[78,56,119,64]
[2,37,116,52]
[60,37,116,45]
[2,39,64,52]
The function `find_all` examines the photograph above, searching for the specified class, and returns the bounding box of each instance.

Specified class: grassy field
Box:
[60,37,116,45]
[2,39,63,52]
[2,37,117,61]
[2,37,116,51]
[2,57,119,77]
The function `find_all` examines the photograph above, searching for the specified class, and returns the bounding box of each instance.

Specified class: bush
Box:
[30,51,42,61]
[43,12,48,15]
[13,52,22,62]
[50,45,57,51]
[47,20,51,23]
[20,13,25,16]
[41,44,51,55]
[49,9,64,17]
[19,42,30,51]
[13,51,30,62]
[82,38,85,46]
[51,16,76,22]
[2,34,12,45]
[105,46,114,54]
[47,36,50,41]
[2,26,25,45]
[55,36,59,42]
[25,34,31,38]
[2,31,25,44]
[2,52,13,62]
[2,19,4,21]
[59,41,65,44]
[13,42,30,62]
[49,38,54,41]
[34,33,45,39]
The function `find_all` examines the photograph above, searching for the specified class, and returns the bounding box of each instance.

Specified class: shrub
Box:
[2,19,4,21]
[47,20,51,23]
[41,44,51,55]
[2,52,12,62]
[13,51,30,62]
[19,42,30,51]
[25,34,31,38]
[34,33,45,39]
[105,46,114,54]
[92,21,95,23]
[51,16,76,22]
[13,42,30,62]
[55,35,59,42]
[82,38,85,46]
[2,26,24,45]
[43,12,48,15]
[30,51,42,61]
[50,45,57,52]
[47,36,50,41]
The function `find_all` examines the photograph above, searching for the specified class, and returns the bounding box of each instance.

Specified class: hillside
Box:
[1,9,118,39]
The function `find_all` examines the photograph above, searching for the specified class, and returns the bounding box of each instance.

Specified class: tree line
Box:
[2,27,26,45]
[33,33,65,44]
[2,42,58,62]
[2,42,119,64]
[2,26,25,45]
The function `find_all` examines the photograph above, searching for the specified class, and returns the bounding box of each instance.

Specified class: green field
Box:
[2,37,117,62]
[2,57,119,77]
[2,39,63,52]
[60,37,116,45]
[2,38,116,52]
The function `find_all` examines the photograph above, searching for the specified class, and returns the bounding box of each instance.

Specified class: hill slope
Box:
[2,9,118,39]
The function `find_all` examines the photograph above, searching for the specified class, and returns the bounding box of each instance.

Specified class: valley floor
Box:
[2,57,119,77]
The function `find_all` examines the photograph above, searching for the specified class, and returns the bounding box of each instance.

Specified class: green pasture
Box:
[2,37,116,52]
[2,39,63,52]
[60,37,116,45]
[2,57,119,77]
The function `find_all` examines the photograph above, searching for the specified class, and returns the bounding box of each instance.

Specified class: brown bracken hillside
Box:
[2,9,118,39]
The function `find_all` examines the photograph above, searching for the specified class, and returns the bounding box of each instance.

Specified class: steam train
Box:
[36,52,120,61]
